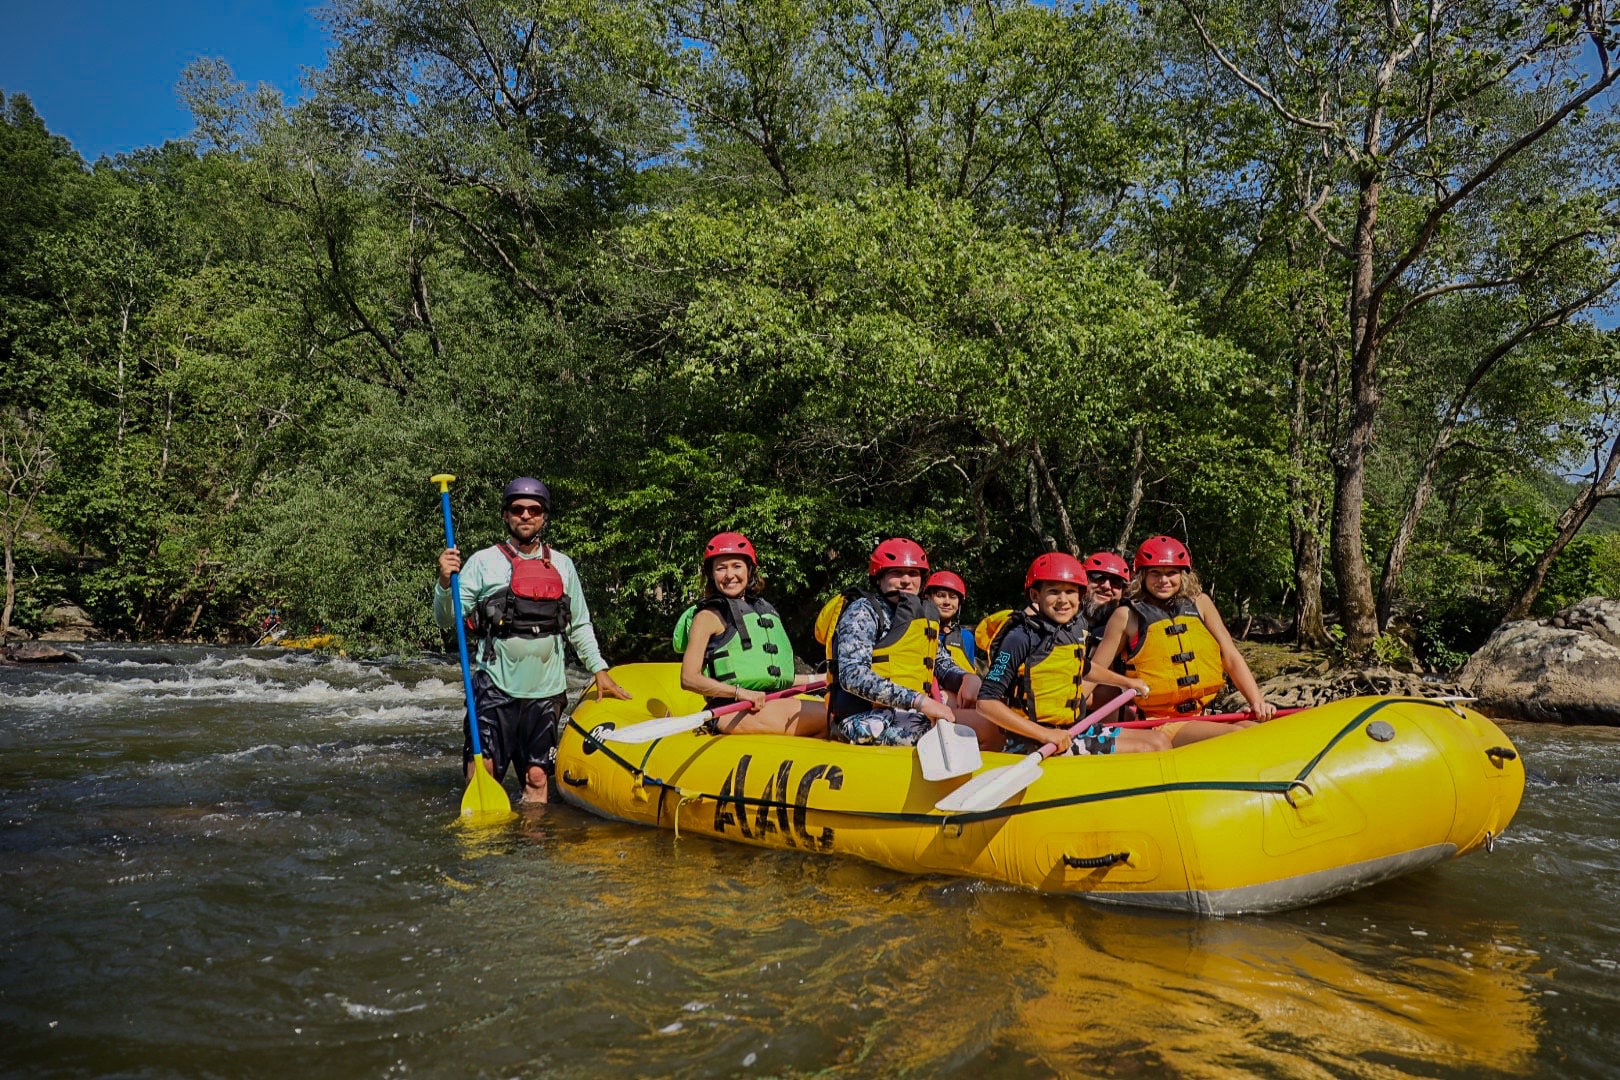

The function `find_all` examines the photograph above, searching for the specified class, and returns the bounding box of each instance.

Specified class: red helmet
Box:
[923,571,967,598]
[1024,552,1085,590]
[703,531,757,567]
[1082,551,1130,580]
[1134,535,1192,570]
[869,538,929,576]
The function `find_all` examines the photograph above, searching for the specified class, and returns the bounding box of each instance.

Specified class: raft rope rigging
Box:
[564,697,1469,829]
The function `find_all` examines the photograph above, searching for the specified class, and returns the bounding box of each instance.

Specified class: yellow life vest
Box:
[975,608,1015,657]
[1004,612,1088,728]
[1124,598,1227,716]
[826,590,940,722]
[941,625,980,674]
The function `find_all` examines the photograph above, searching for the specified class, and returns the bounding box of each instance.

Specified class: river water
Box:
[0,645,1614,1078]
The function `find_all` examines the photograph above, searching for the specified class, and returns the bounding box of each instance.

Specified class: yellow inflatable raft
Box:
[273,633,343,651]
[556,664,1524,915]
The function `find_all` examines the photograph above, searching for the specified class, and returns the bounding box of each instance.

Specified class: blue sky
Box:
[1,0,329,161]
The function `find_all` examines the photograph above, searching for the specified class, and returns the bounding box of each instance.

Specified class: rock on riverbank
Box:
[1,641,83,664]
[1458,597,1620,726]
[1212,666,1464,713]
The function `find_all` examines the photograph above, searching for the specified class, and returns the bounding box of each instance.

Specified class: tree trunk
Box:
[1030,439,1079,555]
[1376,433,1446,629]
[1026,457,1054,550]
[1329,146,1390,660]
[1503,428,1620,621]
[1114,426,1145,557]
[1286,326,1329,646]
[1,539,14,636]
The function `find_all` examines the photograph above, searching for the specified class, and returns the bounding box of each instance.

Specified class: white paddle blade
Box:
[935,755,1044,813]
[604,712,708,744]
[917,719,982,781]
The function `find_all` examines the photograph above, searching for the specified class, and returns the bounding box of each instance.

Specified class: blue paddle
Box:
[432,473,516,825]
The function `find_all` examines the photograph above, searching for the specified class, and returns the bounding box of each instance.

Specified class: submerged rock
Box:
[2,641,83,664]
[1459,597,1620,726]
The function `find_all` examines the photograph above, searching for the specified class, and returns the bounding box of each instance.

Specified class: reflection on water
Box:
[1,647,1614,1077]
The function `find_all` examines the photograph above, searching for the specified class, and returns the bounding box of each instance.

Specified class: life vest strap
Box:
[1177,674,1202,687]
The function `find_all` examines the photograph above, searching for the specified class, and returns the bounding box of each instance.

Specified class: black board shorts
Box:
[460,671,569,780]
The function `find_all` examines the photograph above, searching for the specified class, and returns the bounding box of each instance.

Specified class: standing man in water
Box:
[434,477,631,805]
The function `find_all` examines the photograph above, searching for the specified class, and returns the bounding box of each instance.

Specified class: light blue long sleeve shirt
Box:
[433,543,607,698]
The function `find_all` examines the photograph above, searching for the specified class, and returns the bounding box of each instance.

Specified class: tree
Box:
[0,409,55,637]
[1505,374,1620,619]
[1169,0,1620,656]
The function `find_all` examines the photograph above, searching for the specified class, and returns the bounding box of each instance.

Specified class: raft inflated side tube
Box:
[556,665,1525,915]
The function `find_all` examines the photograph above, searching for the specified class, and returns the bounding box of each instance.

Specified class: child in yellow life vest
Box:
[674,532,827,736]
[825,538,999,748]
[923,571,984,674]
[977,553,1169,756]
[1089,536,1275,747]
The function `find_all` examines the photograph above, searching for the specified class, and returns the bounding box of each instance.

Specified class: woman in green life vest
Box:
[673,532,828,736]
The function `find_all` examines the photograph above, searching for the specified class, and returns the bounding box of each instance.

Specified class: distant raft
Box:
[272,633,343,650]
[555,664,1524,915]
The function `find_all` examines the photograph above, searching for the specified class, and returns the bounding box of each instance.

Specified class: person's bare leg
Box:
[951,706,1005,752]
[1169,719,1255,747]
[520,764,550,805]
[713,699,828,736]
[1114,729,1171,754]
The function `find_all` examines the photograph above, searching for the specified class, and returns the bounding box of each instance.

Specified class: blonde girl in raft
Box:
[1088,535,1275,746]
[673,532,827,736]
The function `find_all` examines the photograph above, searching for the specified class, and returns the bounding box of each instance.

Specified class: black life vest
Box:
[467,543,572,653]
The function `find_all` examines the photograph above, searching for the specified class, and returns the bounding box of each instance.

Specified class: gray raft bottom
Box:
[560,781,1463,917]
[1082,843,1461,917]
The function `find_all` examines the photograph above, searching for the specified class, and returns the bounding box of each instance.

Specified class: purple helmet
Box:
[502,477,552,511]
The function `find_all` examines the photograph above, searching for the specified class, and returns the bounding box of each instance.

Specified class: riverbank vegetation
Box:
[4,0,1619,665]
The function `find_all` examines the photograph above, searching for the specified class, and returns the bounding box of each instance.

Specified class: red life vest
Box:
[467,543,572,649]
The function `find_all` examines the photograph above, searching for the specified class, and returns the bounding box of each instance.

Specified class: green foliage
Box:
[6,0,1620,662]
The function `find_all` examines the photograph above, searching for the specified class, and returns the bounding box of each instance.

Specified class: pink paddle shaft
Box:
[1029,689,1138,759]
[1111,706,1304,729]
[700,679,827,721]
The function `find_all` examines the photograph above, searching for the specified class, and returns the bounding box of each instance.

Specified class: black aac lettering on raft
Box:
[710,756,842,850]
[753,760,795,838]
[793,764,842,850]
[713,753,753,835]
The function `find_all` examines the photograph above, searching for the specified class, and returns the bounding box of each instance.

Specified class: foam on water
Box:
[0,670,461,714]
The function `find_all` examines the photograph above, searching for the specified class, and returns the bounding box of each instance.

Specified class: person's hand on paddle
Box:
[594,669,633,701]
[1127,678,1151,699]
[956,673,982,709]
[437,547,461,589]
[1043,728,1075,755]
[917,693,955,724]
[734,687,767,712]
[1247,698,1276,722]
